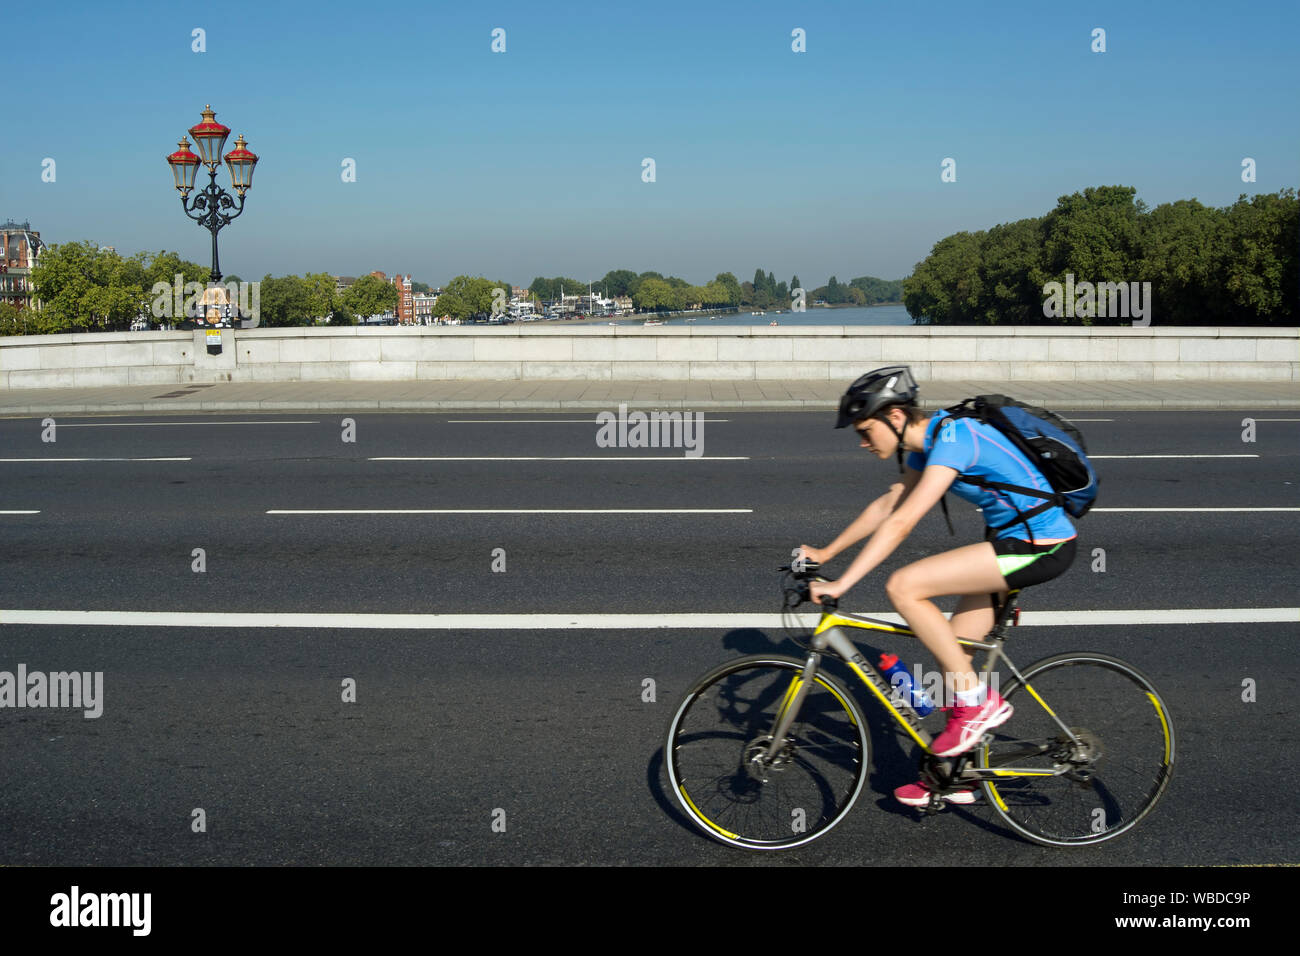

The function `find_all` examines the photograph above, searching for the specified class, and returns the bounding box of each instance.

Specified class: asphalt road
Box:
[0,410,1296,865]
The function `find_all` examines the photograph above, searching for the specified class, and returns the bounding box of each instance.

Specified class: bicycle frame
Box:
[764,589,1085,784]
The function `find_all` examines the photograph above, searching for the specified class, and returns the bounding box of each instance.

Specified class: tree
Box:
[437,276,506,320]
[302,272,337,322]
[1216,189,1298,326]
[259,275,314,326]
[903,231,984,323]
[713,272,741,305]
[633,277,675,311]
[135,249,210,292]
[30,241,146,331]
[598,269,637,297]
[341,274,399,320]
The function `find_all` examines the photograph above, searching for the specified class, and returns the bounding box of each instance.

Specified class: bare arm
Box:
[801,466,922,563]
[812,464,958,601]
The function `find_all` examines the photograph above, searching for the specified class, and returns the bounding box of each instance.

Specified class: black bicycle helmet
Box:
[835,365,919,428]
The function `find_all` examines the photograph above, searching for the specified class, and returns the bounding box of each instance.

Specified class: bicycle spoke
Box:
[979,654,1174,846]
[667,658,868,849]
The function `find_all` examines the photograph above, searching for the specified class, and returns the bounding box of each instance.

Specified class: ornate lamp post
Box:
[166,105,258,323]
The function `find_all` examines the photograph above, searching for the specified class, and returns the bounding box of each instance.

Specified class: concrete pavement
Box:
[0,378,1298,415]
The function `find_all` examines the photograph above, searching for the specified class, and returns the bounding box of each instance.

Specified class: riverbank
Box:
[527,301,911,327]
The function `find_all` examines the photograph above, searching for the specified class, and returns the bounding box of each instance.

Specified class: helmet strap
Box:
[879,409,908,474]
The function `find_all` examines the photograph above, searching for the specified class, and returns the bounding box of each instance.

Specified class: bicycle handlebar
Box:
[778,561,838,611]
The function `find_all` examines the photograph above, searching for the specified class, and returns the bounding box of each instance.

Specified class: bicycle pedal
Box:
[921,794,948,815]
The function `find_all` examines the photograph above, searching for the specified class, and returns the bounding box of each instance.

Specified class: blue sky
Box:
[4,0,1297,288]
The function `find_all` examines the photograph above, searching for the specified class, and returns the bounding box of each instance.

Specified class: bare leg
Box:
[885,542,1007,696]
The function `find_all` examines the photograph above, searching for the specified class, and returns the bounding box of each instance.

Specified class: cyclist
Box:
[799,366,1078,807]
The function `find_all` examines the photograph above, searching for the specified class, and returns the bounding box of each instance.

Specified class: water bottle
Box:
[878,653,935,717]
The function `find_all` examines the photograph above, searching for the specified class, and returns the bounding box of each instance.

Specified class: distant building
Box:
[334,276,357,298]
[0,221,43,311]
[393,272,413,324]
[413,291,438,323]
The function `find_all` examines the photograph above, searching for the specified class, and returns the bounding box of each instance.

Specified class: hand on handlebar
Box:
[809,580,847,606]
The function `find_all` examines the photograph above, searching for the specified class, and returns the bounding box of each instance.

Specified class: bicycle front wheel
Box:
[665,655,869,850]
[977,653,1175,847]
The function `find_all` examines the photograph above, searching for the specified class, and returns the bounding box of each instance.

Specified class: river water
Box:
[606,304,920,327]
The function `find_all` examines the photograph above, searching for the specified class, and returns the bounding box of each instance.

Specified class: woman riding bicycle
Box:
[800,366,1079,807]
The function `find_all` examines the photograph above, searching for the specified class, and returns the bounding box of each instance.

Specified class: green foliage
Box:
[598,269,637,297]
[529,277,588,303]
[714,273,741,305]
[31,241,154,331]
[632,277,675,311]
[259,274,314,326]
[903,186,1298,325]
[438,276,509,320]
[848,275,905,305]
[340,274,399,320]
[330,303,358,325]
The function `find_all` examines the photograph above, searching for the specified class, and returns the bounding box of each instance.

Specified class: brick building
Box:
[394,272,413,324]
[0,221,42,310]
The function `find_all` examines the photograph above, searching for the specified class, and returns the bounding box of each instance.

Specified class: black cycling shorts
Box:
[990,536,1078,590]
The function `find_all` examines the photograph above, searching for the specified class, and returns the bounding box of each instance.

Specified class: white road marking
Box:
[368,456,748,461]
[53,421,320,427]
[1092,507,1300,512]
[266,508,753,514]
[0,457,192,462]
[1090,455,1259,459]
[2,608,1294,629]
[0,511,40,515]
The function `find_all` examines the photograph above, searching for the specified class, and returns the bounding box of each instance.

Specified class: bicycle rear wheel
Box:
[976,653,1175,846]
[665,655,869,850]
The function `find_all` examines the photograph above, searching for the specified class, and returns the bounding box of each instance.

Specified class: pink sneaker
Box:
[930,691,1013,757]
[894,779,978,807]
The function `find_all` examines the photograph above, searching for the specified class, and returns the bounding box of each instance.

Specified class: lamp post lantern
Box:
[166,104,258,290]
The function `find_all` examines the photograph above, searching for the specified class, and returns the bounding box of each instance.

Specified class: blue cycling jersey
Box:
[906,410,1076,541]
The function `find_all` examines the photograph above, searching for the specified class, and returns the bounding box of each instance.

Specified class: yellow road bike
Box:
[665,561,1175,850]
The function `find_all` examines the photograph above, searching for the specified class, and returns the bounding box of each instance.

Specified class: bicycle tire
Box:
[665,655,870,850]
[976,652,1175,847]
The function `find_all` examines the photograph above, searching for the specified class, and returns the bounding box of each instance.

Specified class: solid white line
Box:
[445,419,731,423]
[0,511,40,515]
[1090,455,1259,459]
[367,456,747,461]
[266,508,753,514]
[0,457,192,462]
[1092,507,1300,512]
[2,608,1294,629]
[54,421,320,427]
